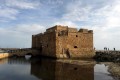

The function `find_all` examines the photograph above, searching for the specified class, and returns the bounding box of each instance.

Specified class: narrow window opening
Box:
[74,67,78,70]
[58,34,60,36]
[74,46,78,48]
[76,35,78,37]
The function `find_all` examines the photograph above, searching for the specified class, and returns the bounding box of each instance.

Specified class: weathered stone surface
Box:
[32,25,95,58]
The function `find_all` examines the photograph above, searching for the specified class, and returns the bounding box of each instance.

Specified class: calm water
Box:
[0,57,115,80]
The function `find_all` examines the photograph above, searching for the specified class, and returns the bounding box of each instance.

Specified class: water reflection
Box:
[0,57,116,80]
[94,64,114,80]
[31,58,95,80]
[0,57,39,80]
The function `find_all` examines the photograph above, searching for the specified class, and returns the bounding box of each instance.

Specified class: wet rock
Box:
[107,63,120,80]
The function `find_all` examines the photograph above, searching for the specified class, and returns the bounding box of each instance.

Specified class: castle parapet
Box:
[46,25,78,33]
[88,30,93,33]
[68,28,77,32]
[79,28,88,33]
[78,29,93,33]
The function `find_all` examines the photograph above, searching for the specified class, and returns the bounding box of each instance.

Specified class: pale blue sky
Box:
[0,0,120,50]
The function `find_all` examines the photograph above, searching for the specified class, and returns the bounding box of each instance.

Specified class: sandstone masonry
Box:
[32,25,95,58]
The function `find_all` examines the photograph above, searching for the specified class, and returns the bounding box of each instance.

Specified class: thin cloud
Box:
[0,7,19,20]
[0,0,40,22]
[0,24,45,48]
[62,1,91,21]
[5,0,40,9]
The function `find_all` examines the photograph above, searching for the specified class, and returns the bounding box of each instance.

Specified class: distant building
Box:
[32,25,95,58]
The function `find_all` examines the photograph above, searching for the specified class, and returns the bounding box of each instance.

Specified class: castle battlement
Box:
[41,25,93,35]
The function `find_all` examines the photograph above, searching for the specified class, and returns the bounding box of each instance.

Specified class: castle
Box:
[32,25,95,58]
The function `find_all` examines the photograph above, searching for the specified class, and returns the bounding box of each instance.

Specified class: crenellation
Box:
[88,30,93,33]
[68,28,77,32]
[79,28,89,33]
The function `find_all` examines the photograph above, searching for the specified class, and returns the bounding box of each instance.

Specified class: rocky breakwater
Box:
[94,51,120,62]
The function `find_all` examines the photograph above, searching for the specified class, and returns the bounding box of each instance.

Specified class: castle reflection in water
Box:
[0,57,95,80]
[31,58,94,80]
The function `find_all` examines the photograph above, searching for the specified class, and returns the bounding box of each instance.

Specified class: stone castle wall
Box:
[32,31,56,57]
[32,25,95,58]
